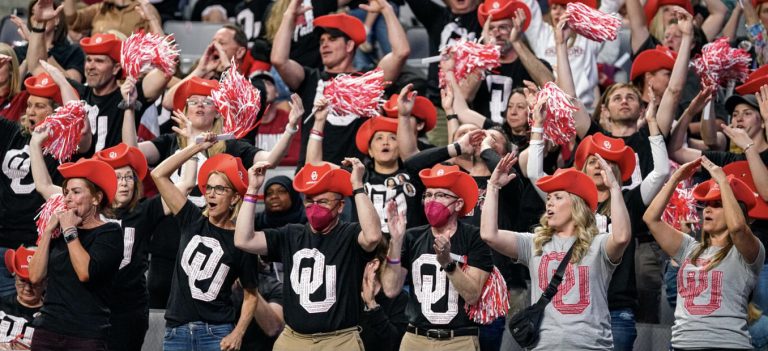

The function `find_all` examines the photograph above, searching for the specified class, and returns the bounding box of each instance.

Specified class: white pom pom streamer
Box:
[211,59,262,139]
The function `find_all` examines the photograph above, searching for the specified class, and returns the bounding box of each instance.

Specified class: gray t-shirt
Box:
[671,234,765,350]
[515,232,618,350]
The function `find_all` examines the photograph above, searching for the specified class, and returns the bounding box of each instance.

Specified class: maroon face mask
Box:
[306,204,337,232]
[424,201,456,228]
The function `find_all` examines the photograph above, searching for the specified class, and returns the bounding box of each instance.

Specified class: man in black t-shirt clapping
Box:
[235,159,383,350]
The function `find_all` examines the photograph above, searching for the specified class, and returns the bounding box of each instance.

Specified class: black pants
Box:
[31,328,107,351]
[107,308,149,351]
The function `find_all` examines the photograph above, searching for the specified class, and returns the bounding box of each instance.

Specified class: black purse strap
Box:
[536,244,576,304]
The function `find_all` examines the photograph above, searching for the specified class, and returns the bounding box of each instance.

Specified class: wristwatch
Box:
[63,229,78,243]
[443,261,457,274]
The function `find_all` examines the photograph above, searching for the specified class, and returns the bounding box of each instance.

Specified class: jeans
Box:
[479,317,505,351]
[664,260,680,308]
[610,308,637,351]
[0,247,19,297]
[348,3,399,71]
[163,322,234,351]
[751,314,768,351]
[753,264,768,312]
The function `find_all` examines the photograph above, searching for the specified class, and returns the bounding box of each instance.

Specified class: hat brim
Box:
[419,169,478,216]
[536,169,598,212]
[355,117,398,155]
[313,14,366,46]
[735,76,768,96]
[478,1,532,32]
[382,95,437,132]
[294,167,353,196]
[58,159,118,204]
[574,140,636,182]
[630,51,676,81]
[197,154,248,197]
[725,95,759,115]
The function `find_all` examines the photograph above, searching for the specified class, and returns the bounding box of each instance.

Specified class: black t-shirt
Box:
[401,223,493,329]
[295,67,365,168]
[0,119,63,248]
[164,201,260,327]
[108,196,166,314]
[288,0,338,68]
[586,122,652,188]
[0,294,40,344]
[472,59,552,123]
[233,0,271,45]
[15,41,85,79]
[236,267,283,351]
[263,222,373,334]
[405,0,481,102]
[33,222,123,339]
[72,80,149,157]
[351,164,427,235]
[359,289,409,351]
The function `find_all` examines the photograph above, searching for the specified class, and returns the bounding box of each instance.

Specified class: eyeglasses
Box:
[265,188,289,197]
[422,192,458,201]
[15,279,32,287]
[697,201,723,209]
[205,185,232,195]
[187,98,214,107]
[489,25,513,33]
[116,175,135,183]
[304,197,342,207]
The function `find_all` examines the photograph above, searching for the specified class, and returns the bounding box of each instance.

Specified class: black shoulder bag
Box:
[507,245,575,349]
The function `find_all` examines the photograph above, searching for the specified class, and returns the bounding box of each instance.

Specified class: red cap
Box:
[723,161,768,220]
[753,0,768,7]
[58,158,118,204]
[355,116,398,155]
[630,45,677,81]
[735,65,768,95]
[198,154,249,197]
[419,164,479,216]
[536,168,598,212]
[172,76,220,113]
[95,143,148,180]
[293,162,353,196]
[24,72,63,105]
[548,0,597,9]
[382,94,437,132]
[313,14,366,46]
[4,246,35,280]
[643,0,694,25]
[80,33,122,62]
[574,133,637,182]
[477,0,532,32]
[693,175,757,210]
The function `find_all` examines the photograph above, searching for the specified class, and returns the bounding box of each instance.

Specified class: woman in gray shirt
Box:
[644,157,765,350]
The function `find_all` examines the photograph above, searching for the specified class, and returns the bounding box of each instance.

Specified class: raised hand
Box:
[672,157,702,181]
[756,84,768,123]
[673,6,694,36]
[342,157,366,189]
[57,208,83,230]
[457,129,486,155]
[9,15,29,41]
[386,200,406,241]
[433,234,452,266]
[440,86,454,113]
[287,93,304,126]
[397,84,416,117]
[700,156,726,182]
[509,8,527,43]
[722,125,754,150]
[360,0,392,14]
[246,161,271,193]
[490,152,519,188]
[313,97,330,124]
[120,77,138,105]
[361,259,381,308]
[31,124,52,146]
[595,154,620,190]
[555,14,572,45]
[38,60,67,84]
[32,0,63,23]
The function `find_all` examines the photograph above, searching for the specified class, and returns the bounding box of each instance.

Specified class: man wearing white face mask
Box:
[380,164,492,351]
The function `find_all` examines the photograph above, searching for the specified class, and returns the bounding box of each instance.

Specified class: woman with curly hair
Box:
[480,152,631,350]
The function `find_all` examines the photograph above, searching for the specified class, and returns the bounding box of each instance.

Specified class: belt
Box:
[406,325,478,340]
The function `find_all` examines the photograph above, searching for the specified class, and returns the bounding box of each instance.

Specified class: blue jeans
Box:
[163,322,233,351]
[0,247,18,297]
[753,264,768,312]
[664,260,680,308]
[751,314,768,351]
[348,3,399,70]
[610,308,637,351]
[479,316,505,351]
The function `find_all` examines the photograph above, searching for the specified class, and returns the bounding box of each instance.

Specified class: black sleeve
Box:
[702,150,746,167]
[480,149,522,196]
[225,140,262,168]
[238,252,260,289]
[466,226,493,272]
[403,146,451,175]
[173,201,204,241]
[623,187,649,237]
[141,195,168,229]
[259,271,283,305]
[61,45,85,78]
[480,149,501,172]
[400,230,414,272]
[150,134,176,165]
[481,119,501,130]
[87,223,124,282]
[404,0,444,29]
[67,78,87,99]
[0,118,17,143]
[360,292,409,350]
[586,121,603,137]
[263,226,289,263]
[631,36,660,58]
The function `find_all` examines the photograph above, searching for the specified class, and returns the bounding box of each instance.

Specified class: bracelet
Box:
[531,127,544,134]
[452,142,462,156]
[309,134,323,141]
[243,194,259,204]
[744,142,756,152]
[310,129,324,137]
[446,114,458,121]
[386,256,401,265]
[29,25,45,33]
[117,100,143,110]
[487,183,501,191]
[285,124,298,134]
[352,187,366,196]
[529,139,545,145]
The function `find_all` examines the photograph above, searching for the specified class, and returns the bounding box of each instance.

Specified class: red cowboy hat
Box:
[80,33,122,62]
[693,175,757,210]
[574,133,636,182]
[477,0,532,32]
[198,153,249,197]
[548,0,597,9]
[643,0,694,25]
[735,66,768,95]
[313,14,366,46]
[58,158,118,204]
[172,76,220,113]
[723,161,768,220]
[753,0,768,8]
[24,72,65,105]
[630,45,677,81]
[355,116,398,155]
[382,94,438,132]
[4,246,35,280]
[293,162,353,196]
[419,164,478,216]
[95,143,149,180]
[536,168,598,212]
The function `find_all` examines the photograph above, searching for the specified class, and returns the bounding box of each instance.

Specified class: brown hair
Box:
[0,44,20,100]
[28,0,68,44]
[594,83,643,121]
[62,177,113,217]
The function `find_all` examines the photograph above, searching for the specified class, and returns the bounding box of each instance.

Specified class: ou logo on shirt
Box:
[678,258,723,315]
[290,249,337,313]
[538,252,590,314]
[412,254,459,324]
[181,235,230,302]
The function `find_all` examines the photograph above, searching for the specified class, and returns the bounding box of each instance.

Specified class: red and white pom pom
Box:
[464,266,510,325]
[528,82,578,146]
[121,30,180,79]
[39,100,87,162]
[565,2,621,42]
[323,68,387,118]
[35,194,66,239]
[663,183,700,231]
[693,37,751,88]
[211,59,262,139]
[439,39,501,87]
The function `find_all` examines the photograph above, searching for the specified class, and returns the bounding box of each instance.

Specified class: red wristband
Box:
[310,129,324,137]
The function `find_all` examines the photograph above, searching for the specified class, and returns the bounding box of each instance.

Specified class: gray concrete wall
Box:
[1,0,29,18]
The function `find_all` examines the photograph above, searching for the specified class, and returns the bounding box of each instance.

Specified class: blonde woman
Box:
[643,157,764,350]
[0,44,24,121]
[480,154,631,350]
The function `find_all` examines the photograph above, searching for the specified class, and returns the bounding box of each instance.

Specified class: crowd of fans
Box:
[2,0,768,350]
